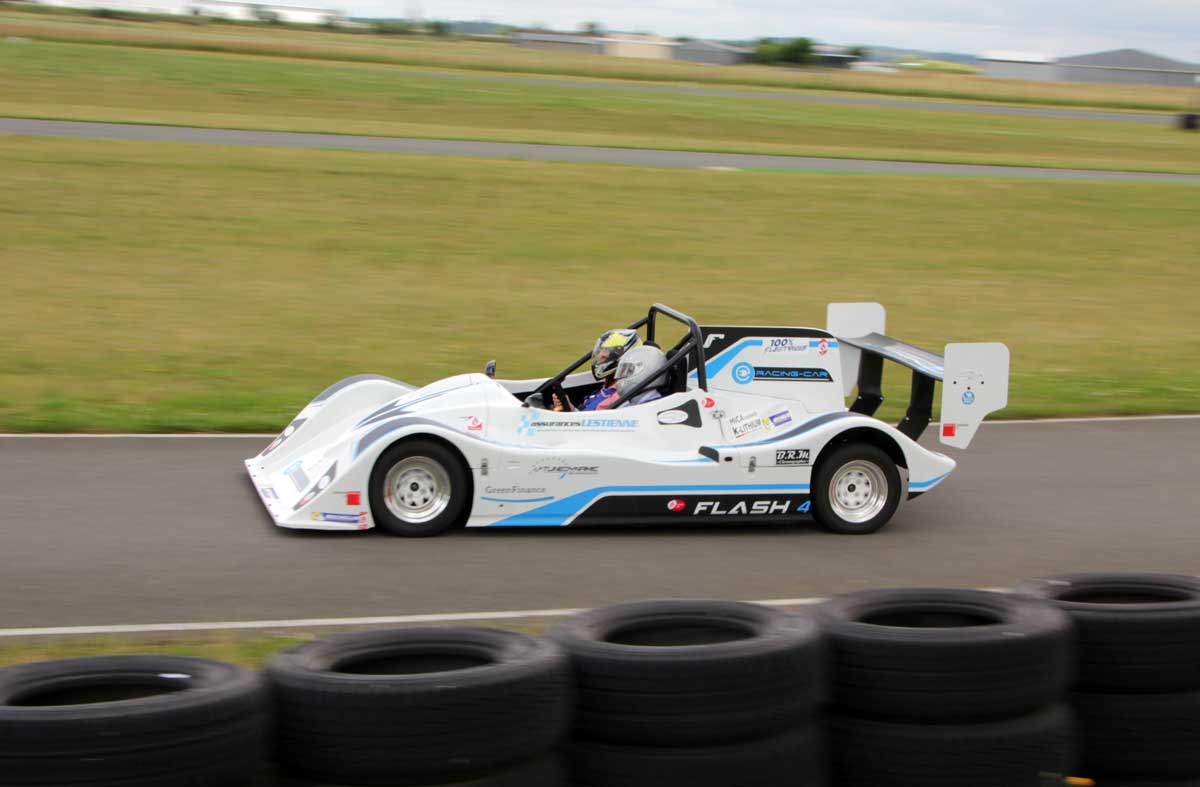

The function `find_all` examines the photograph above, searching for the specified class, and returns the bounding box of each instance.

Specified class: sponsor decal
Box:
[312,511,368,525]
[466,416,483,431]
[776,448,811,466]
[703,333,725,349]
[764,338,810,354]
[517,414,639,437]
[767,410,793,428]
[344,491,361,506]
[732,363,832,384]
[694,499,804,516]
[532,461,599,478]
[817,338,829,356]
[962,390,976,406]
[702,397,715,409]
[754,367,833,382]
[942,423,958,438]
[484,485,547,496]
[667,498,687,512]
[729,410,764,440]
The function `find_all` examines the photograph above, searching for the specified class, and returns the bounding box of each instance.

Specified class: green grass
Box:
[0,622,555,669]
[1,8,1197,112]
[2,42,1199,175]
[1,136,1198,431]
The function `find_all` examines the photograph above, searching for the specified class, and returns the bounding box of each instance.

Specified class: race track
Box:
[3,118,1199,182]
[1,417,1197,630]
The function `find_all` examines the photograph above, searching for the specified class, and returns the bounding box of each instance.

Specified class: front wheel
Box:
[812,443,901,535]
[369,439,469,536]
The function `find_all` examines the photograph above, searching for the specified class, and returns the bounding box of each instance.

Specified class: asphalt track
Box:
[3,118,1199,182]
[1,418,1198,630]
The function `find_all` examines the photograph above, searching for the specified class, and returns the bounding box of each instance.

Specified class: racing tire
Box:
[265,627,570,786]
[549,599,825,746]
[815,588,1073,722]
[828,704,1076,787]
[369,439,470,537]
[811,442,901,535]
[0,655,268,787]
[1014,573,1200,692]
[568,725,826,787]
[1072,690,1200,780]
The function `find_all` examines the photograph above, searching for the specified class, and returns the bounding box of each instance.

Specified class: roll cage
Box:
[531,304,707,409]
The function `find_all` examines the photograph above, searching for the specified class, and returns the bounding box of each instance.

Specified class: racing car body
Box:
[246,303,1009,536]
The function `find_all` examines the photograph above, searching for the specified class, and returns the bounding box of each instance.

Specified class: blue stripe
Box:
[909,471,952,490]
[488,482,810,527]
[480,495,555,503]
[688,339,763,379]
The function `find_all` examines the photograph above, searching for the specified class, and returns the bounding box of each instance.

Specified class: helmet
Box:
[591,329,641,381]
[614,345,668,397]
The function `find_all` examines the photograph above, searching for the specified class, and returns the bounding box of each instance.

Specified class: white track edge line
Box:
[0,597,832,638]
[1,594,1019,639]
[1,413,1197,439]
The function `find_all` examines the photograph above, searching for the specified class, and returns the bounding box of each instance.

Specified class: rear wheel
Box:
[812,442,901,534]
[370,439,469,537]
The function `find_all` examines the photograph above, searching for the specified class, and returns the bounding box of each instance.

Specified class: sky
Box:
[389,0,1200,61]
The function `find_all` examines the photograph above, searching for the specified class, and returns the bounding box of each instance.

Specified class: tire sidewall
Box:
[812,442,901,534]
[369,439,469,536]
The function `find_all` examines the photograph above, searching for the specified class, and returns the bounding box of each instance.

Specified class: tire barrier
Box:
[1181,113,1199,131]
[4,576,1200,786]
[1017,573,1200,784]
[551,599,827,785]
[815,588,1076,786]
[0,655,268,787]
[265,627,571,786]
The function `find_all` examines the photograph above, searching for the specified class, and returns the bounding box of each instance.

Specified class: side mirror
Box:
[484,360,496,378]
[524,392,545,409]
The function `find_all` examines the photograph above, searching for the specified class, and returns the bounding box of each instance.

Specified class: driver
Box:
[612,345,669,406]
[552,328,640,411]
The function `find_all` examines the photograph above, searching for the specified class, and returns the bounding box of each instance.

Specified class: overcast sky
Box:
[388,0,1200,61]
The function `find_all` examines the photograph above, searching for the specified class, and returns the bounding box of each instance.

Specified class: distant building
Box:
[1057,49,1200,88]
[980,48,1200,87]
[511,32,605,56]
[675,39,750,66]
[189,0,344,24]
[513,31,750,65]
[604,33,675,61]
[812,43,858,68]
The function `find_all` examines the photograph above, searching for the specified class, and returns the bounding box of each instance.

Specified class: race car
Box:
[245,303,1009,536]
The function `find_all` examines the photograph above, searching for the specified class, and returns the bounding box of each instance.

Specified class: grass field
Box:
[3,41,1199,175]
[2,136,1198,432]
[0,633,309,669]
[2,8,1198,112]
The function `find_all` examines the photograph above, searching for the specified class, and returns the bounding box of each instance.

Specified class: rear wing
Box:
[827,303,1009,449]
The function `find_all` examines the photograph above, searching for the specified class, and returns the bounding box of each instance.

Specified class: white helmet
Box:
[614,345,669,398]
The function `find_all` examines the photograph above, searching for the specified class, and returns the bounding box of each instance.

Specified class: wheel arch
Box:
[373,432,476,527]
[813,426,907,475]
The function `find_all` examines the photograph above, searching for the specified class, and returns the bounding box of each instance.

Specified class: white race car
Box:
[246,303,1008,536]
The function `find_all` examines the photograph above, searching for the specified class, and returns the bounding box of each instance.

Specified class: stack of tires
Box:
[1017,573,1200,786]
[265,627,571,786]
[815,588,1077,787]
[0,655,269,787]
[550,600,828,787]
